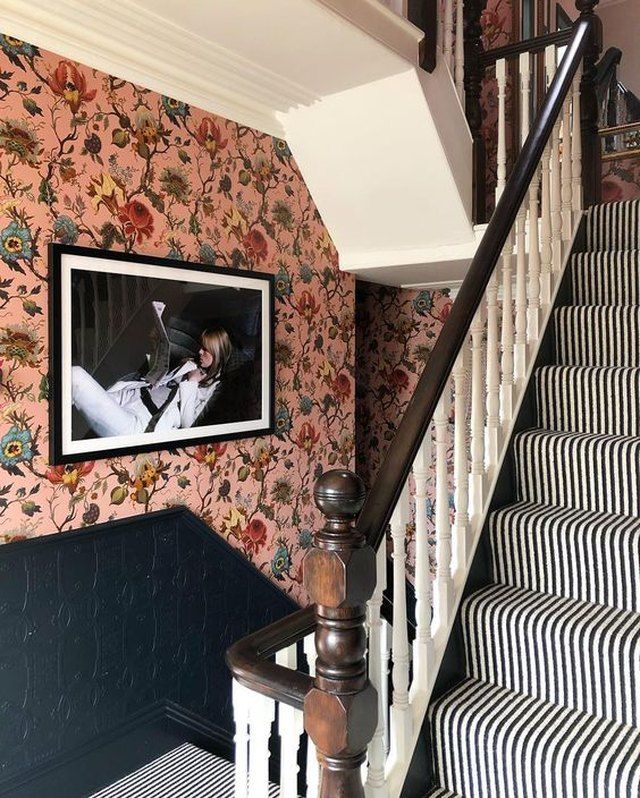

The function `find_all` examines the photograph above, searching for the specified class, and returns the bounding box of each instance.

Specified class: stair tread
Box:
[554,305,640,368]
[462,582,640,726]
[490,501,640,613]
[430,678,640,798]
[89,743,280,797]
[570,250,640,305]
[586,198,640,251]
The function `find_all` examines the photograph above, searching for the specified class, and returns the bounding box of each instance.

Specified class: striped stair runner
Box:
[427,198,640,797]
[89,743,280,798]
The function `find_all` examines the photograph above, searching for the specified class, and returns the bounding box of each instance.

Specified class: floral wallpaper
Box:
[602,156,640,202]
[0,32,355,603]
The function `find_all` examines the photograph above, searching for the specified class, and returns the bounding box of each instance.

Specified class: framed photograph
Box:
[49,244,274,464]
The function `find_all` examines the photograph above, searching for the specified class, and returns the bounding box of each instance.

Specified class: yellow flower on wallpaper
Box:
[88,172,126,214]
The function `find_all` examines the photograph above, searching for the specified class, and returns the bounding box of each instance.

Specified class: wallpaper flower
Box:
[0,32,355,603]
[602,156,640,202]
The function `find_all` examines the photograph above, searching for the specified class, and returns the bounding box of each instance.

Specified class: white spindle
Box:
[454,0,465,101]
[389,483,412,764]
[366,543,388,795]
[276,646,304,798]
[540,138,553,307]
[485,273,501,472]
[561,91,574,241]
[514,52,530,385]
[380,618,390,756]
[233,680,250,798]
[496,58,508,203]
[548,47,563,274]
[500,235,515,425]
[452,343,471,575]
[470,308,485,524]
[433,391,453,637]
[572,66,583,216]
[411,436,435,694]
[303,635,319,798]
[444,0,454,71]
[248,692,275,798]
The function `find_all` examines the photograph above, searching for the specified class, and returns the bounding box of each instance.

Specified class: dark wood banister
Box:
[480,27,573,66]
[227,7,599,795]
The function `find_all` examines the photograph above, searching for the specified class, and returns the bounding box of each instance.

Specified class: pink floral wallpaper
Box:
[602,156,640,202]
[0,32,355,602]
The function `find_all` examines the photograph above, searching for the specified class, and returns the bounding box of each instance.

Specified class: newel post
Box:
[577,0,602,207]
[303,470,377,798]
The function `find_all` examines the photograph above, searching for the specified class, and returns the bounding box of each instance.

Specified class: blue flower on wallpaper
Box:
[271,539,292,580]
[198,242,217,264]
[273,137,291,162]
[298,528,313,550]
[0,426,32,469]
[274,266,292,300]
[413,290,434,317]
[299,263,313,284]
[0,35,37,62]
[274,404,292,436]
[53,215,79,245]
[0,221,31,263]
[161,96,189,120]
[298,395,313,416]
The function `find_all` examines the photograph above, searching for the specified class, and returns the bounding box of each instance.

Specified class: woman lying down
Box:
[71,327,232,437]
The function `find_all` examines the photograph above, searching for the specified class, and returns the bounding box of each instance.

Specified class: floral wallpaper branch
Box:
[0,31,355,602]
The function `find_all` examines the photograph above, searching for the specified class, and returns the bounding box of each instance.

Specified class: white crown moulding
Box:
[0,0,322,137]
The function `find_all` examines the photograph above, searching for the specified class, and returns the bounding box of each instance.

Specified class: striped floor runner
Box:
[428,199,640,797]
[90,743,280,798]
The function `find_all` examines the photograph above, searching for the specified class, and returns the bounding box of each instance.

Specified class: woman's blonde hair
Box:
[200,327,232,386]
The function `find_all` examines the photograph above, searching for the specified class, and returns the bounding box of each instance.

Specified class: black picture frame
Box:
[49,243,275,464]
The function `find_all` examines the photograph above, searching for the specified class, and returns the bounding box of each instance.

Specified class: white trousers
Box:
[71,366,150,437]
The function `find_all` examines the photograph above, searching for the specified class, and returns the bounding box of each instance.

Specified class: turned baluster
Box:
[444,0,454,72]
[485,273,501,472]
[470,307,485,524]
[547,47,563,275]
[561,90,574,241]
[496,58,508,202]
[276,646,304,798]
[303,470,377,798]
[454,0,465,101]
[433,391,454,637]
[452,342,471,574]
[365,542,387,796]
[572,66,584,216]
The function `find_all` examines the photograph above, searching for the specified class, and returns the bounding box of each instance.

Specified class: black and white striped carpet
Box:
[428,199,640,797]
[90,743,279,798]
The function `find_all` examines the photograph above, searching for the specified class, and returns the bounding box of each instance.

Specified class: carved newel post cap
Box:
[313,469,366,520]
[575,0,599,12]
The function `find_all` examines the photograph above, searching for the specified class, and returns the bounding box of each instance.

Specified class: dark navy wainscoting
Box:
[0,508,296,797]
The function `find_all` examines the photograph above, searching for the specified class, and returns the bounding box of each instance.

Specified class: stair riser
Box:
[536,365,640,436]
[570,251,640,306]
[490,504,640,614]
[462,585,640,727]
[554,306,640,368]
[515,430,640,517]
[586,199,640,251]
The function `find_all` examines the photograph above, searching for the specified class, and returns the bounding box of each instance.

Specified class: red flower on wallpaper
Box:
[295,422,321,453]
[193,443,228,471]
[241,517,268,554]
[602,178,624,204]
[46,60,96,114]
[294,290,320,322]
[45,462,94,494]
[118,200,154,242]
[243,228,268,262]
[194,117,228,158]
[389,367,409,390]
[332,372,351,399]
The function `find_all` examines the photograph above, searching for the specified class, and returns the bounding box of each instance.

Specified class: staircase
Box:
[427,199,640,797]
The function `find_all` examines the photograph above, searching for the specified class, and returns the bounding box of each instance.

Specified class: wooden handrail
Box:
[481,27,573,67]
[225,606,315,709]
[357,15,593,552]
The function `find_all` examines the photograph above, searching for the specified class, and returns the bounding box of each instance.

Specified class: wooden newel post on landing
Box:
[303,470,377,798]
[576,0,602,207]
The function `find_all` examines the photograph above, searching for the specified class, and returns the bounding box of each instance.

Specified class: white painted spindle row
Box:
[442,0,466,103]
[232,38,584,798]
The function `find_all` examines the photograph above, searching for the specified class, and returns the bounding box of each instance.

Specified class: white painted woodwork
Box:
[233,681,250,798]
[248,692,276,798]
[366,543,389,795]
[380,618,391,757]
[547,47,563,275]
[496,59,508,203]
[389,483,412,765]
[470,308,486,523]
[540,140,553,307]
[444,0,454,72]
[572,68,584,216]
[528,160,542,341]
[411,436,435,694]
[303,635,320,798]
[561,92,574,240]
[452,344,471,575]
[454,0,465,102]
[500,235,515,425]
[433,393,454,637]
[276,646,304,798]
[514,53,530,385]
[485,273,501,474]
